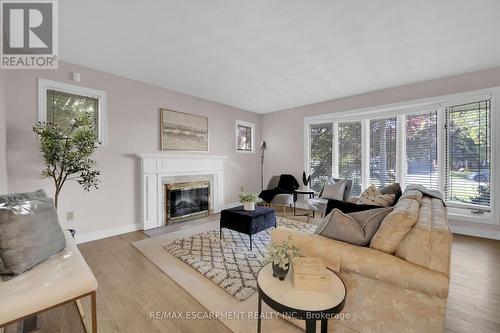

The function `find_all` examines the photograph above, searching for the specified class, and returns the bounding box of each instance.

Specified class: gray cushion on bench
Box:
[0,196,66,280]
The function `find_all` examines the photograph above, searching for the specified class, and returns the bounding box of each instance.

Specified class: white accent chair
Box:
[307,178,353,218]
[0,231,98,333]
[264,175,295,216]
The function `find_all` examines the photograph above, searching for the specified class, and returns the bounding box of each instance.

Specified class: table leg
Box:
[257,294,262,333]
[321,319,328,333]
[305,319,316,333]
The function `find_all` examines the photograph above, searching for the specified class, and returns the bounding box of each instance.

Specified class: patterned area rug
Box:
[164,217,315,301]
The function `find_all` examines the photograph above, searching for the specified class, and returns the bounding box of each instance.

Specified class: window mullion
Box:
[437,108,446,196]
[397,114,407,189]
[332,122,339,178]
[362,119,370,191]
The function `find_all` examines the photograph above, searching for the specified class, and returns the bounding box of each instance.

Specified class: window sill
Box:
[447,208,496,226]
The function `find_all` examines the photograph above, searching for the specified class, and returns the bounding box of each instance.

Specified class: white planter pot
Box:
[243,202,255,211]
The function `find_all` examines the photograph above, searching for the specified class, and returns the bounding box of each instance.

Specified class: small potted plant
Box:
[268,236,300,280]
[240,192,259,211]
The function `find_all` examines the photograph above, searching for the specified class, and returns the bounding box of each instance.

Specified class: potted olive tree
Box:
[33,113,100,208]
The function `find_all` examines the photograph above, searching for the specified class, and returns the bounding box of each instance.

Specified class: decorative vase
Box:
[243,202,255,211]
[272,263,289,281]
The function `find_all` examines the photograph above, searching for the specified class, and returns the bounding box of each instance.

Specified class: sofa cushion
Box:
[0,197,66,280]
[359,186,395,207]
[396,197,452,276]
[370,196,420,253]
[318,207,393,246]
[321,180,346,200]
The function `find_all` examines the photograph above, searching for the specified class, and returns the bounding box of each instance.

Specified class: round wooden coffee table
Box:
[256,262,346,333]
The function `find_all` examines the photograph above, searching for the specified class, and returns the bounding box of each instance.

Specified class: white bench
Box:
[0,231,98,332]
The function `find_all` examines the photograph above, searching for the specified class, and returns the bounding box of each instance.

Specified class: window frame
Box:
[235,120,255,153]
[304,87,499,226]
[38,79,108,145]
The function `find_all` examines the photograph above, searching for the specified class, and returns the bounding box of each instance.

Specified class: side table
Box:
[256,262,346,333]
[293,189,315,217]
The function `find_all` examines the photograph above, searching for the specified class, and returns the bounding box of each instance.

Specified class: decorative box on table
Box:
[292,257,331,292]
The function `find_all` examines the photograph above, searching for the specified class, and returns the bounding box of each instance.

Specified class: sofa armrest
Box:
[271,228,449,298]
[341,244,449,298]
[271,227,348,272]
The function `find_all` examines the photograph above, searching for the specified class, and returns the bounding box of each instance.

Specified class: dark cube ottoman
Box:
[220,206,276,250]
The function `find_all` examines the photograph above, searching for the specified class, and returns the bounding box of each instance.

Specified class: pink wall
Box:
[261,67,500,189]
[4,62,261,237]
[0,74,7,193]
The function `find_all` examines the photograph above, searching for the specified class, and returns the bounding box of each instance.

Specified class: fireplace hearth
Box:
[165,181,210,224]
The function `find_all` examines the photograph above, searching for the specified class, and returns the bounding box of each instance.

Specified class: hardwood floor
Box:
[4,208,500,333]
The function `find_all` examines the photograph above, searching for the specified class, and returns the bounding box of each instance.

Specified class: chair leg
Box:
[283,205,286,217]
[91,291,97,333]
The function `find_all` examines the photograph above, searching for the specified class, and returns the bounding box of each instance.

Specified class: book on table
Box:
[292,257,331,292]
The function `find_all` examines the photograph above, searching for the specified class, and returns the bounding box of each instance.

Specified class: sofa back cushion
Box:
[396,197,452,276]
[370,193,421,253]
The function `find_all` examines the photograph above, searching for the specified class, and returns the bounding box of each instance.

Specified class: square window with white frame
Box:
[38,79,107,145]
[235,120,255,152]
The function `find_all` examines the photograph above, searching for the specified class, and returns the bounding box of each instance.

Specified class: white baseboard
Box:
[75,223,141,244]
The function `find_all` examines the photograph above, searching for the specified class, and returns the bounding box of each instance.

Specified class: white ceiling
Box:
[60,1,500,113]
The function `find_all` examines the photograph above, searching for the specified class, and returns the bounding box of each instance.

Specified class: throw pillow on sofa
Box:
[379,183,402,203]
[320,180,347,200]
[0,196,66,280]
[359,185,395,207]
[316,207,394,246]
[370,196,420,253]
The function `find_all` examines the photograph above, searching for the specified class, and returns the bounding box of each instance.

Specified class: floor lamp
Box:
[260,141,267,191]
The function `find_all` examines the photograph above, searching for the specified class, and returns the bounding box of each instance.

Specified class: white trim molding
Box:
[235,120,255,153]
[38,78,108,145]
[75,223,141,244]
[137,153,228,230]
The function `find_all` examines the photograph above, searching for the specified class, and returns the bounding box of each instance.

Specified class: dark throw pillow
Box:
[316,207,394,246]
[324,198,380,216]
[379,183,402,203]
[0,196,66,280]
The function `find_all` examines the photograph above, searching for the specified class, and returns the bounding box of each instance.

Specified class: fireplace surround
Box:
[138,154,227,230]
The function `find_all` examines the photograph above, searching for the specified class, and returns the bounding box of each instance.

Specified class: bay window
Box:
[309,123,333,193]
[305,89,496,223]
[369,117,397,188]
[445,100,491,211]
[405,111,439,189]
[338,122,363,196]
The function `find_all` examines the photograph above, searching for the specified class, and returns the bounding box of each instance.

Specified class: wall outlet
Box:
[66,212,75,221]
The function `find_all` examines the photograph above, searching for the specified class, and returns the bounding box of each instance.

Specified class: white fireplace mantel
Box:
[137,154,227,230]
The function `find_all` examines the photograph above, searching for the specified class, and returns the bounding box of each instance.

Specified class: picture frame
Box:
[160,108,209,152]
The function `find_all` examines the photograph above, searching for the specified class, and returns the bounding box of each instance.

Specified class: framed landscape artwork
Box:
[160,108,209,151]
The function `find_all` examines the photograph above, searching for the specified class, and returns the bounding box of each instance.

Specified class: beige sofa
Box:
[271,189,452,333]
